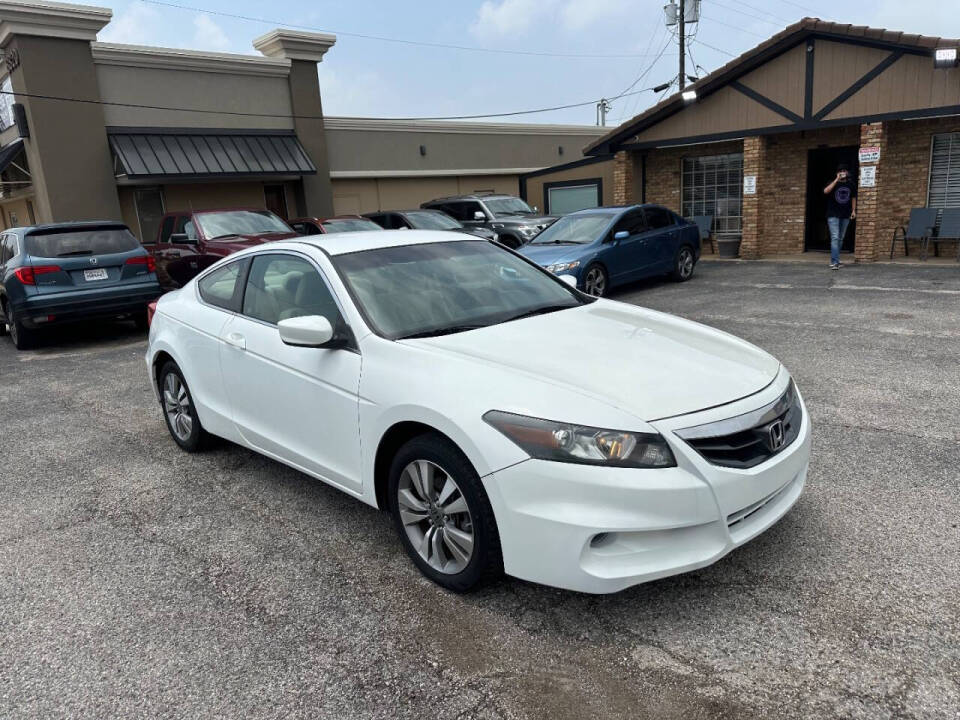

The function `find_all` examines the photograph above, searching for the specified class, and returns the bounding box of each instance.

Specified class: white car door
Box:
[219,251,363,493]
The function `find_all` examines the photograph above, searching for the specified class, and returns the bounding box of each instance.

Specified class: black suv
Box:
[421,194,557,248]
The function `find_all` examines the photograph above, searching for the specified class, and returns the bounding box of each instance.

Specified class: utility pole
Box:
[678,0,685,90]
[596,98,610,126]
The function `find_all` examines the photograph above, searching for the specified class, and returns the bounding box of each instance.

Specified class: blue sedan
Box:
[518,204,700,296]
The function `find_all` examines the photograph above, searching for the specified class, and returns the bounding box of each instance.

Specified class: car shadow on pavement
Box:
[7,319,146,353]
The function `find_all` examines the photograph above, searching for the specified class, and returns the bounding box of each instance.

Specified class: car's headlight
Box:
[483,411,676,468]
[518,225,540,237]
[545,260,581,274]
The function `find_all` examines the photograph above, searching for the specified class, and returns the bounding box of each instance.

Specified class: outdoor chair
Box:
[890,208,937,259]
[690,215,714,253]
[929,208,960,262]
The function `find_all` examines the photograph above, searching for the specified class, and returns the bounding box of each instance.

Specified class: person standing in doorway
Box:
[823,163,857,269]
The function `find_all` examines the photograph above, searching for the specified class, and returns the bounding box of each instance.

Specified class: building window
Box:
[928,133,960,209]
[682,153,743,239]
[544,179,602,214]
[134,187,165,244]
[0,77,14,131]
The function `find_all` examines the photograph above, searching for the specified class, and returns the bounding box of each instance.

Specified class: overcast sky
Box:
[97,0,959,126]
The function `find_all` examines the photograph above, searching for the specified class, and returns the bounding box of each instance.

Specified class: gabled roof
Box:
[586,18,960,156]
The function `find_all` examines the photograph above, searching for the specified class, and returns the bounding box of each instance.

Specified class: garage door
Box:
[928,132,960,209]
[545,181,601,214]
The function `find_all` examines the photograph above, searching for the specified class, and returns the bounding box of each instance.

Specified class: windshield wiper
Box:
[398,324,486,340]
[210,233,239,240]
[502,304,576,323]
[56,249,93,256]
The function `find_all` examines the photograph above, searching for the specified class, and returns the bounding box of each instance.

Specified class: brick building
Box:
[525,19,960,262]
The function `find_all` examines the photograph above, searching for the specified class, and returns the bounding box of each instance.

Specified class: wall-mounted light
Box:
[934,47,959,68]
[681,89,697,102]
[558,145,564,155]
[419,144,426,156]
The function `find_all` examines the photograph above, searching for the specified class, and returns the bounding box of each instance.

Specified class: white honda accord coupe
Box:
[146,230,810,594]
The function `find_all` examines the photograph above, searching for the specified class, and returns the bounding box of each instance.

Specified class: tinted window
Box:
[25,227,140,258]
[292,222,317,235]
[198,260,243,310]
[611,210,647,237]
[437,202,483,223]
[333,240,584,340]
[173,215,198,241]
[158,216,175,243]
[644,207,675,229]
[242,254,340,326]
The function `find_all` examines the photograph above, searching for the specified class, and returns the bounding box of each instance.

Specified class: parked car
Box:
[421,194,556,248]
[290,215,384,235]
[0,221,161,349]
[146,230,809,593]
[148,209,297,290]
[363,209,497,241]
[519,204,700,297]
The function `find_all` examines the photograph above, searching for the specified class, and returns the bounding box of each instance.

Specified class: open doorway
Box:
[805,146,858,253]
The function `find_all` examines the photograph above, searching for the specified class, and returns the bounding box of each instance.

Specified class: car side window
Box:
[158,216,175,243]
[394,215,412,229]
[644,207,675,230]
[242,254,341,327]
[198,260,244,311]
[611,210,647,237]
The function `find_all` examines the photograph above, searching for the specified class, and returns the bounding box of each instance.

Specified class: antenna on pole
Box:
[664,0,699,92]
[596,98,611,126]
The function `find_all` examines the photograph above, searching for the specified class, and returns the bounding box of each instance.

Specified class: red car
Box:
[147,208,297,290]
[289,215,383,235]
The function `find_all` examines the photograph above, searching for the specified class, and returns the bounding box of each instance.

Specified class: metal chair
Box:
[689,215,714,253]
[929,208,960,262]
[890,208,937,259]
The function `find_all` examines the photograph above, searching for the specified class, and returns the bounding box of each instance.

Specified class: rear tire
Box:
[388,433,503,592]
[133,309,149,332]
[7,305,35,350]
[672,245,696,282]
[0,300,8,337]
[158,361,210,452]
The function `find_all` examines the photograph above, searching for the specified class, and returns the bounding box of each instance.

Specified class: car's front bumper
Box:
[481,372,810,594]
[14,282,162,328]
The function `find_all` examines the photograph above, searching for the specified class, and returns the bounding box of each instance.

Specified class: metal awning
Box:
[108,129,316,181]
[0,139,24,174]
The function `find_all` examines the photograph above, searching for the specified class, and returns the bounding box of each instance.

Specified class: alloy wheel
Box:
[397,459,475,574]
[163,372,193,442]
[678,248,695,279]
[584,266,606,296]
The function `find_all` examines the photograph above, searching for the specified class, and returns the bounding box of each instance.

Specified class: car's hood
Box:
[496,214,557,225]
[518,242,590,266]
[407,301,780,421]
[206,232,298,251]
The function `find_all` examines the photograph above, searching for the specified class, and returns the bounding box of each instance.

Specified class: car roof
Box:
[292,229,473,256]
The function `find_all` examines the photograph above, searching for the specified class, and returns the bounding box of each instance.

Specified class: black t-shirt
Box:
[826,179,857,219]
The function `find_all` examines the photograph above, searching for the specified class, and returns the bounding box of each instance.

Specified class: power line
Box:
[138,0,672,60]
[708,0,787,28]
[721,0,794,25]
[691,38,738,58]
[0,85,664,122]
[699,14,768,38]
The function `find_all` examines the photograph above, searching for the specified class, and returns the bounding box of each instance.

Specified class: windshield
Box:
[529,213,612,245]
[321,218,382,233]
[405,211,463,230]
[333,240,585,340]
[195,211,292,238]
[25,227,140,257]
[484,197,535,217]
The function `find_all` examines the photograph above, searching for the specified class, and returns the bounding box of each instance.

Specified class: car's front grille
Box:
[676,381,802,469]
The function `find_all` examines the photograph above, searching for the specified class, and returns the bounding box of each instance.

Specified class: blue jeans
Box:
[827,217,850,265]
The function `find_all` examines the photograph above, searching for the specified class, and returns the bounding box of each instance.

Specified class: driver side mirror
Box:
[473,211,486,221]
[170,233,197,244]
[278,315,336,348]
[611,230,629,242]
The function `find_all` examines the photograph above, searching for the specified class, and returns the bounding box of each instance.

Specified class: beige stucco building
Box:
[0,0,605,242]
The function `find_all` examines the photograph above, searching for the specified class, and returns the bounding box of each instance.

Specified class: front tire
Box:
[158,361,210,452]
[388,434,503,592]
[583,263,608,297]
[672,245,696,282]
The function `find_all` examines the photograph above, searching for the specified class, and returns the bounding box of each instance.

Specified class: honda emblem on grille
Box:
[89,257,98,265]
[767,420,785,451]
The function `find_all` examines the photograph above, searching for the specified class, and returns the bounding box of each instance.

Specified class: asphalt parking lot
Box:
[1,259,958,719]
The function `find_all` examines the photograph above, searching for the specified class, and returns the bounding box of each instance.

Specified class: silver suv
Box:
[421,194,557,248]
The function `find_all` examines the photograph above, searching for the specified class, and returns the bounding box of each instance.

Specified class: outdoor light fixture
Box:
[934,47,959,68]
[682,89,697,102]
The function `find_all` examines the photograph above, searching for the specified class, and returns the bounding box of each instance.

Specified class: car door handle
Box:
[224,332,246,350]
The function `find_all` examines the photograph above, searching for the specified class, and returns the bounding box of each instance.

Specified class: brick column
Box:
[740,136,766,259]
[612,150,635,205]
[854,122,886,263]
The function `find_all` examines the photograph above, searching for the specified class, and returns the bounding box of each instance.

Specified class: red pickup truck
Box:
[146,208,298,290]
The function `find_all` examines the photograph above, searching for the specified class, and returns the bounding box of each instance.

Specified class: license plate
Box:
[84,268,108,282]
